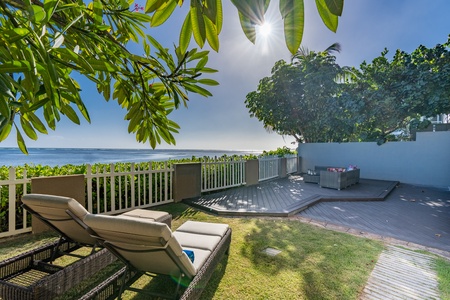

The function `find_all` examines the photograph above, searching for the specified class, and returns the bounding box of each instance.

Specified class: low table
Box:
[303,174,320,184]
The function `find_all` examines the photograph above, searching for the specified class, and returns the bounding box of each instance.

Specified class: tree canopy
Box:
[245,38,450,144]
[0,0,344,153]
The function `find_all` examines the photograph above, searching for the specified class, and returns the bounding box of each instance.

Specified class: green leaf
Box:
[53,48,95,73]
[237,12,256,44]
[183,83,213,97]
[0,61,32,73]
[151,0,177,27]
[28,112,48,134]
[0,98,10,120]
[92,0,103,25]
[281,0,304,55]
[204,15,219,51]
[87,60,120,72]
[145,0,167,14]
[20,116,38,140]
[1,28,30,44]
[315,0,338,32]
[15,125,28,154]
[197,78,219,86]
[44,0,59,22]
[31,5,46,24]
[0,121,12,142]
[179,13,193,55]
[61,105,80,124]
[230,0,265,25]
[215,0,223,33]
[196,56,209,70]
[190,3,206,48]
[324,0,344,16]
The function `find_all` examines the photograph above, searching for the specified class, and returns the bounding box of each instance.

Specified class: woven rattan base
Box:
[0,240,116,300]
[80,228,232,300]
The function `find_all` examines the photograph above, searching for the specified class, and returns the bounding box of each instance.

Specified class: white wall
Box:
[297,131,450,188]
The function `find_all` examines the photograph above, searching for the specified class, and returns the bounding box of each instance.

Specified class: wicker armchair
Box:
[319,169,360,190]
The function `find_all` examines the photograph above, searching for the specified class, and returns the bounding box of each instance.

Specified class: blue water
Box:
[0,148,261,167]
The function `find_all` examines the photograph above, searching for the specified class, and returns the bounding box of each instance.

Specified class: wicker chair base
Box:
[80,228,232,300]
[0,240,116,300]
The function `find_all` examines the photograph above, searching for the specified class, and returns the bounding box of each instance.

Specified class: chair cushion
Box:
[21,194,96,245]
[173,231,221,252]
[175,221,229,237]
[120,209,169,221]
[22,193,89,220]
[84,214,198,278]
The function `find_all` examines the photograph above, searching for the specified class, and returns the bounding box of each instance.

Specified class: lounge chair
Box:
[0,194,172,300]
[21,193,172,260]
[81,214,232,300]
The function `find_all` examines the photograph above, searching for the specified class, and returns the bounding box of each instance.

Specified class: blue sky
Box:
[2,0,450,151]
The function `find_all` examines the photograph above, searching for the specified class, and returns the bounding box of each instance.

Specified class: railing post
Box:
[30,174,85,233]
[110,163,115,212]
[8,167,16,236]
[245,159,259,186]
[86,164,93,213]
[280,157,287,178]
[173,163,201,202]
[130,163,135,208]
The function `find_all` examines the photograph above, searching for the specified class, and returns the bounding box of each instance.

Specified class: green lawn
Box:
[1,203,448,299]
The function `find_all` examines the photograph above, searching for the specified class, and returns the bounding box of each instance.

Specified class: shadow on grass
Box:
[128,254,229,300]
[240,218,382,299]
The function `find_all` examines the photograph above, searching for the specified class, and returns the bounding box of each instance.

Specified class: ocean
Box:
[0,148,262,167]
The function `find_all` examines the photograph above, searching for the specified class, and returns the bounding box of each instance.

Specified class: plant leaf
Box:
[324,0,343,16]
[203,15,219,52]
[0,61,31,73]
[315,0,339,32]
[190,3,206,48]
[151,0,177,27]
[179,13,192,55]
[281,0,304,55]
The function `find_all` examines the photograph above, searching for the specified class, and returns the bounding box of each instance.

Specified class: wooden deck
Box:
[185,175,450,254]
[185,175,397,217]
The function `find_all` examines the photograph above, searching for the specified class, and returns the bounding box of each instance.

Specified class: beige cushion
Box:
[176,220,229,237]
[22,194,96,245]
[173,231,221,252]
[120,209,169,221]
[84,214,197,278]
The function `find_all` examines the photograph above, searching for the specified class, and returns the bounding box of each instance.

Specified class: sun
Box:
[256,22,272,38]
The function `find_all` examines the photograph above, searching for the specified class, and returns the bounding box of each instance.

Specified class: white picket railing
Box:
[286,155,298,174]
[259,156,280,181]
[201,156,246,192]
[85,162,174,215]
[1,156,297,238]
[0,168,32,238]
[0,163,174,238]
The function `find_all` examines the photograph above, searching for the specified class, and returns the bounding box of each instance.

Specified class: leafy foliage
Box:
[261,146,297,157]
[0,0,344,153]
[0,0,218,153]
[347,41,450,142]
[245,39,450,143]
[245,45,351,143]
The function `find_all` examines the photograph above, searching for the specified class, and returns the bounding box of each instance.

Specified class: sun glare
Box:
[257,22,272,38]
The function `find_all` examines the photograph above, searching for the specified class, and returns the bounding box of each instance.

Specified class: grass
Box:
[1,203,448,299]
[437,257,450,299]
